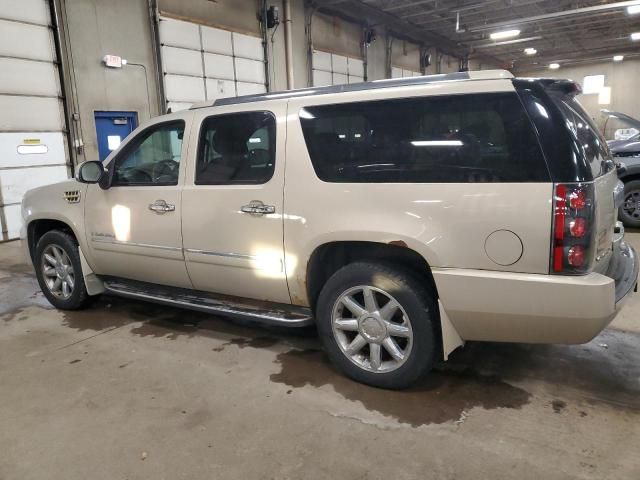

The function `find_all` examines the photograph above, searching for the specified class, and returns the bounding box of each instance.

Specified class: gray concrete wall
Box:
[517,59,640,133]
[61,0,160,162]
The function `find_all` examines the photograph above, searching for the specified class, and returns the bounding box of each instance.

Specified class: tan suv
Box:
[20,70,638,389]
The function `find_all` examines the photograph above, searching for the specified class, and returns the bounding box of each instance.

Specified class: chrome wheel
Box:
[41,244,75,299]
[331,285,413,374]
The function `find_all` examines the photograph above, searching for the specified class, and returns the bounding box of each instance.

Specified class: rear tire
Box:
[316,262,438,389]
[34,230,95,310]
[619,180,640,228]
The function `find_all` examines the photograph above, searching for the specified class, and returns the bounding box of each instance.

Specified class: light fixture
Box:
[524,47,537,55]
[631,32,640,41]
[613,55,624,62]
[627,5,640,14]
[411,140,464,147]
[549,63,560,69]
[490,29,520,40]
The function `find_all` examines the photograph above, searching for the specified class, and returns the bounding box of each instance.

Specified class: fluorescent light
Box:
[627,5,640,14]
[632,32,640,41]
[524,47,537,55]
[490,29,520,40]
[549,63,560,69]
[613,55,624,62]
[411,140,463,147]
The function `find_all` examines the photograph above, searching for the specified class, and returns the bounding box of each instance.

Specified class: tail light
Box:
[551,183,595,274]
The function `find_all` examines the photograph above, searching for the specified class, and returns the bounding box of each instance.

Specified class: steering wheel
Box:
[152,159,179,182]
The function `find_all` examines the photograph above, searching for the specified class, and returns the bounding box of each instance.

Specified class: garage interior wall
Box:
[0,0,69,240]
[518,60,640,134]
[390,38,422,78]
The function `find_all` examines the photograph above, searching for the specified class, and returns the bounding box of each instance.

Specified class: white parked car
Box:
[21,70,638,389]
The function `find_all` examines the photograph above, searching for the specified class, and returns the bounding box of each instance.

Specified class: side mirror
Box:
[77,160,106,184]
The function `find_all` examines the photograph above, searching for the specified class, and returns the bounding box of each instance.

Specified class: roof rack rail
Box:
[189,69,513,109]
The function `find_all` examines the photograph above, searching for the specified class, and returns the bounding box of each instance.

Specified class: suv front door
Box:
[181,105,290,303]
[84,115,192,288]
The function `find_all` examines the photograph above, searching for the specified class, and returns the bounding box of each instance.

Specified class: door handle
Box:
[148,199,175,214]
[240,200,276,216]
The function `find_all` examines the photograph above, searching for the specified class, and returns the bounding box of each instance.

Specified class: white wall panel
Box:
[234,57,264,84]
[332,55,348,74]
[232,33,263,60]
[0,58,59,97]
[164,74,205,103]
[312,50,332,71]
[0,132,65,168]
[201,26,233,55]
[0,0,50,25]
[206,79,236,101]
[313,70,332,87]
[1,204,22,240]
[167,102,193,113]
[332,72,348,85]
[391,67,403,79]
[0,96,63,131]
[159,17,200,50]
[0,165,67,205]
[236,82,266,96]
[348,75,364,84]
[348,58,364,77]
[161,46,202,77]
[203,53,235,81]
[0,20,54,62]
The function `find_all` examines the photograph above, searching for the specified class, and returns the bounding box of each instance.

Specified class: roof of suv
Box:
[190,69,514,109]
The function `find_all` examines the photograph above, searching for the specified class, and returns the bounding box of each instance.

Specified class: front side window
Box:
[195,111,276,185]
[299,93,549,183]
[112,121,184,186]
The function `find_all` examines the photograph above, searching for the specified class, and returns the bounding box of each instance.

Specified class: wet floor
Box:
[1,238,640,479]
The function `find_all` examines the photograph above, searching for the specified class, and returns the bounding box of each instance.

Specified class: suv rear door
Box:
[181,103,291,303]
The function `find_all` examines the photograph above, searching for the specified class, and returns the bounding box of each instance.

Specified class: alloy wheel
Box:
[41,244,75,299]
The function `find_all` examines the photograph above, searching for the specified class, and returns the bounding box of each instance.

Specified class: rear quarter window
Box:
[299,93,550,183]
[551,97,614,178]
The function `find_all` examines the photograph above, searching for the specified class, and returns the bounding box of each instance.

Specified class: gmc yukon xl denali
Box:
[21,70,638,389]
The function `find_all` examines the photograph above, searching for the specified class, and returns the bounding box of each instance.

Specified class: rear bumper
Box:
[434,242,638,345]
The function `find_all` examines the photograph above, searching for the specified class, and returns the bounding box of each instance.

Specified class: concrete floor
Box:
[1,237,639,480]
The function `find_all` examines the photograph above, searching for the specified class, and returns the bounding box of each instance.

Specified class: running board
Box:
[102,278,313,327]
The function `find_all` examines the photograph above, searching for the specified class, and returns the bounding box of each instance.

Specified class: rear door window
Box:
[299,93,549,183]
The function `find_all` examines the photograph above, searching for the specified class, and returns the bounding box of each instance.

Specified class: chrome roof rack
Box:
[189,69,514,109]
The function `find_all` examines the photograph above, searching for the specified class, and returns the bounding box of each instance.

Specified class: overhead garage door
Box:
[158,16,266,112]
[0,0,69,240]
[312,50,364,87]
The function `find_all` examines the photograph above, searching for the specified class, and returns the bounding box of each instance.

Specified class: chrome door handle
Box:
[240,200,275,215]
[149,199,175,214]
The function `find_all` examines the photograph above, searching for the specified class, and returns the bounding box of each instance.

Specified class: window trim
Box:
[108,119,186,188]
[194,110,277,186]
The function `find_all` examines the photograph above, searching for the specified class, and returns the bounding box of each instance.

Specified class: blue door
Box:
[94,111,138,161]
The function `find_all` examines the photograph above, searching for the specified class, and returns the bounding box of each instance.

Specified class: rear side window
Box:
[551,97,613,178]
[299,93,549,183]
[195,111,275,185]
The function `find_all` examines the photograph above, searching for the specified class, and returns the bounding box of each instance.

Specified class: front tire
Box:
[316,262,438,389]
[34,230,94,310]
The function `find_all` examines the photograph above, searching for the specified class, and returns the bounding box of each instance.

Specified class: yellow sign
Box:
[23,138,41,145]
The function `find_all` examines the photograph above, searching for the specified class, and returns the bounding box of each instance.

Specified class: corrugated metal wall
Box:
[0,0,69,240]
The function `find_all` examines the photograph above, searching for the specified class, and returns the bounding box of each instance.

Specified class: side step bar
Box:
[102,278,314,327]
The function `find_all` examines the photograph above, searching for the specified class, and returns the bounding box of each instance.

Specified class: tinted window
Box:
[552,97,613,178]
[299,93,549,183]
[112,121,184,186]
[196,111,276,185]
